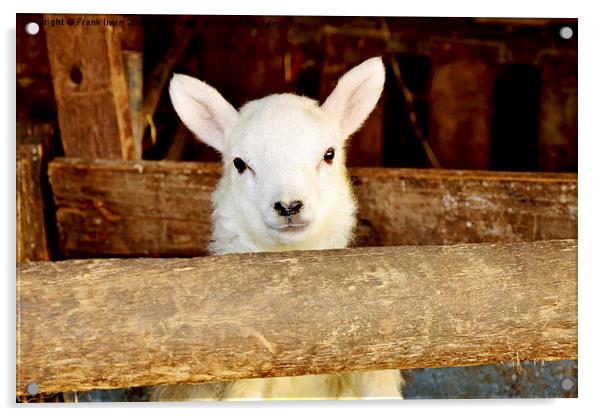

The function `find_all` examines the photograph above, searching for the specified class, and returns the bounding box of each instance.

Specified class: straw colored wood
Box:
[17,239,576,396]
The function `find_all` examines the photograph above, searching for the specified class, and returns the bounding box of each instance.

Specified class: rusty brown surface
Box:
[16,240,577,396]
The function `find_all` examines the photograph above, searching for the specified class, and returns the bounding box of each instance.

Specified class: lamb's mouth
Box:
[268,219,309,232]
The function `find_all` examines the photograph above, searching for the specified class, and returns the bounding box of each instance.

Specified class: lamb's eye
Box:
[233,157,247,174]
[324,147,335,164]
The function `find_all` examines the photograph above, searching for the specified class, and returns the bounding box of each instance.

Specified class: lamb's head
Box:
[169,57,385,253]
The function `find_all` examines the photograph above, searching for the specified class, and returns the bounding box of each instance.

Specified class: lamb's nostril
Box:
[274,202,289,216]
[288,200,303,215]
[273,201,304,217]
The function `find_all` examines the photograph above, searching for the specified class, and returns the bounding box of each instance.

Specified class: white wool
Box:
[152,57,402,400]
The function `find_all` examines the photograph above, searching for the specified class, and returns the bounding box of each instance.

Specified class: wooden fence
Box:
[17,239,577,396]
[47,159,577,258]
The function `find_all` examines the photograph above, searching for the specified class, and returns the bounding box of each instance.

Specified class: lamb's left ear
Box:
[169,74,238,153]
[321,57,386,139]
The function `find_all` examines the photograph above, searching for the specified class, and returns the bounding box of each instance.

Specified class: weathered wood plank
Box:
[350,166,577,248]
[49,159,217,258]
[45,14,136,159]
[47,159,577,258]
[17,143,50,262]
[16,240,577,396]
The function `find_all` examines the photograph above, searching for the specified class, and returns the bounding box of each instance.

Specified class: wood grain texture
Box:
[16,143,50,262]
[45,14,136,159]
[49,159,218,258]
[16,239,577,396]
[349,166,577,248]
[47,159,577,258]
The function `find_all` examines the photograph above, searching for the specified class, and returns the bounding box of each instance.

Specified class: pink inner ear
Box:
[340,82,370,135]
[169,74,239,153]
[190,96,224,137]
[321,58,385,139]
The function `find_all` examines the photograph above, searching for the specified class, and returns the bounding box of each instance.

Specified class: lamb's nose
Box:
[274,200,304,217]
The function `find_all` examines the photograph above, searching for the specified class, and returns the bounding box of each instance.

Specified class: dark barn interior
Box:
[17,15,577,171]
[16,14,577,401]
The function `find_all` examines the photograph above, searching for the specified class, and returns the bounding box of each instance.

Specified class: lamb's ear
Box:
[169,74,238,153]
[321,57,385,139]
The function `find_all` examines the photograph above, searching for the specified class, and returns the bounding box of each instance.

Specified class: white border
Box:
[4,1,601,415]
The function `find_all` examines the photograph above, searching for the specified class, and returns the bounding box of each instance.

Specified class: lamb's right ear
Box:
[169,74,238,153]
[321,57,385,140]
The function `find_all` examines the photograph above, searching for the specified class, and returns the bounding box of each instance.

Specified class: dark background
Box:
[17,15,577,172]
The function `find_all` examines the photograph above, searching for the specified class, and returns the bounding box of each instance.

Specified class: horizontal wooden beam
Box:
[47,158,577,258]
[16,239,577,396]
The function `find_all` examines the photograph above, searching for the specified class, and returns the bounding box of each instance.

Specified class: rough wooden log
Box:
[47,158,577,258]
[16,239,577,396]
[16,143,50,262]
[45,14,136,159]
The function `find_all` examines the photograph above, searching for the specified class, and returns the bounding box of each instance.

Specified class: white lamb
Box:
[151,57,402,400]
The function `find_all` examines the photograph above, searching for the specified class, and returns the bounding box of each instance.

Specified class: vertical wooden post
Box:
[537,53,577,172]
[45,14,138,159]
[16,142,50,262]
[122,50,144,158]
[119,21,145,157]
[428,40,498,169]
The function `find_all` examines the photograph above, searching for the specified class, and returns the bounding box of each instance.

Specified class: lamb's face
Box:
[169,57,385,250]
[222,95,347,244]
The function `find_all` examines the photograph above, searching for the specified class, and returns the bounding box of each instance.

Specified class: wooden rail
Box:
[47,158,577,258]
[16,239,577,396]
